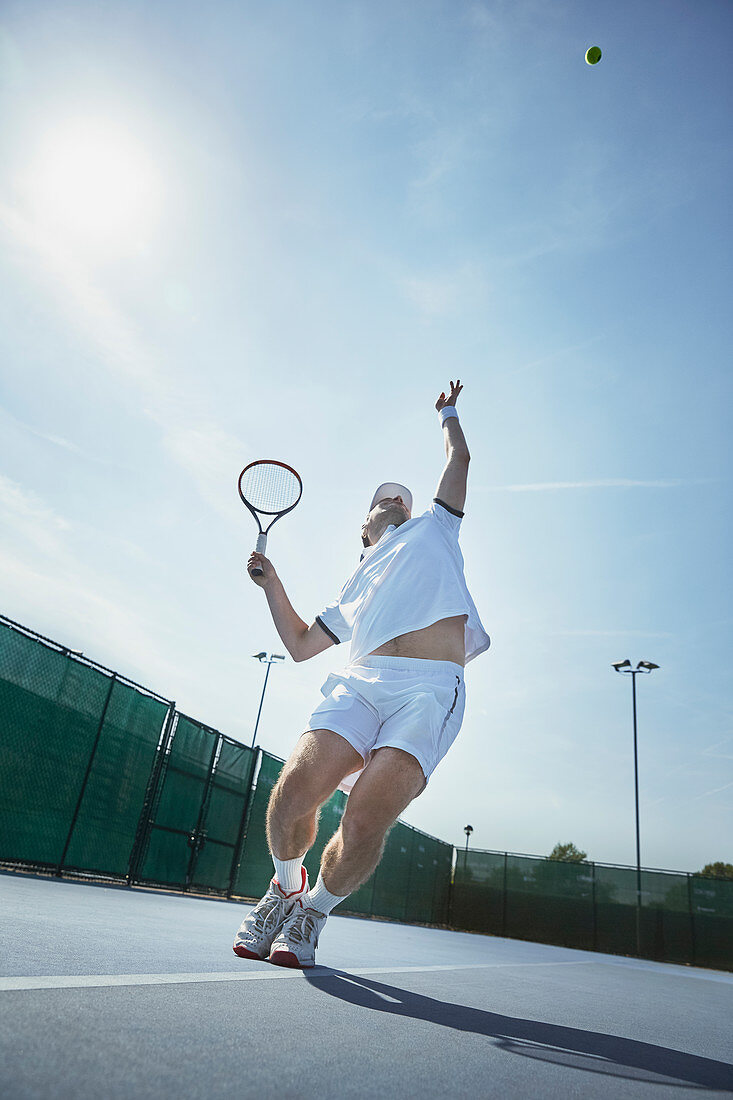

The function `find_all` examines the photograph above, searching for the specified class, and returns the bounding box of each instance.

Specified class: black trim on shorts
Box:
[433,497,465,518]
[439,675,462,739]
[449,675,460,714]
[315,616,341,645]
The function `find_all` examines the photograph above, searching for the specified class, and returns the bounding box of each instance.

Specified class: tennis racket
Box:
[238,460,303,577]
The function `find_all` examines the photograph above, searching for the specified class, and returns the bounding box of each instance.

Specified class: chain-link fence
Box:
[451,848,733,971]
[0,615,451,926]
[1,614,731,969]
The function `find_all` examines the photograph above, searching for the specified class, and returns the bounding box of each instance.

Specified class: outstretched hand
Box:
[435,379,463,411]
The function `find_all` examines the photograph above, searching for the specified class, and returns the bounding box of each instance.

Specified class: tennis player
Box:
[233,380,489,967]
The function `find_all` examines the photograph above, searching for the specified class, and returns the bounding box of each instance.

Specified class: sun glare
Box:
[25,118,160,248]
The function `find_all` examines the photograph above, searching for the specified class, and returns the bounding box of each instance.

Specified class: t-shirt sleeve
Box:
[429,497,464,536]
[315,598,352,645]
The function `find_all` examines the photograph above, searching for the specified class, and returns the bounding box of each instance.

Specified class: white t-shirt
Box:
[316,499,490,665]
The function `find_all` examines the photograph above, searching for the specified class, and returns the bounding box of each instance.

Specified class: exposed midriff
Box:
[368,614,467,665]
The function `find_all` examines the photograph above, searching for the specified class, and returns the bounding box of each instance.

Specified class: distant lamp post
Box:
[612,658,660,955]
[463,824,474,867]
[251,652,285,749]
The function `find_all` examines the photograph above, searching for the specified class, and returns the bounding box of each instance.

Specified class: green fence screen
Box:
[2,615,732,970]
[199,737,257,893]
[232,751,283,899]
[0,620,169,876]
[62,680,170,877]
[452,849,733,970]
[136,716,257,893]
[137,714,218,888]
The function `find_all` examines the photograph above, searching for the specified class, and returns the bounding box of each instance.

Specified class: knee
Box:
[270,763,321,821]
[339,807,386,850]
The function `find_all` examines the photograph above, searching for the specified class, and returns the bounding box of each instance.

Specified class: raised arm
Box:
[247,551,334,662]
[434,379,470,513]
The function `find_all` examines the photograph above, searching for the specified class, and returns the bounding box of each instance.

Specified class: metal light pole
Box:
[463,824,473,869]
[251,652,285,749]
[612,659,659,956]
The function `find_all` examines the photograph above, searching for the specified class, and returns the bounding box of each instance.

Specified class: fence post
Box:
[227,747,261,899]
[127,704,177,886]
[502,851,508,936]
[184,729,221,891]
[687,873,696,966]
[592,861,597,950]
[402,830,415,923]
[446,848,456,927]
[56,672,117,877]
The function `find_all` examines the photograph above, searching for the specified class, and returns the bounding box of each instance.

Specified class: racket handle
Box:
[250,532,267,577]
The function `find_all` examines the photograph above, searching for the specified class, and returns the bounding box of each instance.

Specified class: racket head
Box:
[238,460,303,519]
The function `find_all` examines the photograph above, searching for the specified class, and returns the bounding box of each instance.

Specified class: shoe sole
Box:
[269,949,313,969]
[233,943,266,960]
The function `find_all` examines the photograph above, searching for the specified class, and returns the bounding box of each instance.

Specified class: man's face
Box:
[361,495,411,547]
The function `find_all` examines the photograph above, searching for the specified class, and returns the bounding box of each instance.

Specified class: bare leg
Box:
[319,746,426,897]
[266,729,364,860]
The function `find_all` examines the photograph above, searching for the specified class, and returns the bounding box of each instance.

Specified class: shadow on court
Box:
[304,969,733,1091]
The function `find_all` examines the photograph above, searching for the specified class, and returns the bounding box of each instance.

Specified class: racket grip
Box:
[250,532,267,578]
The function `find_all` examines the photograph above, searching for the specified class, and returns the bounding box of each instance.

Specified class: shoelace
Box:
[286,909,319,946]
[250,894,280,934]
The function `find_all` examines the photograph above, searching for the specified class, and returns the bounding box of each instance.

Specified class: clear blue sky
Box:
[1,0,731,872]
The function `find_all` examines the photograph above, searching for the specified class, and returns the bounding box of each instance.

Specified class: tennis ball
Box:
[585,45,602,65]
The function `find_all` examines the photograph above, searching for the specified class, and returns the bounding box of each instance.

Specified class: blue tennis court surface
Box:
[2,872,732,1098]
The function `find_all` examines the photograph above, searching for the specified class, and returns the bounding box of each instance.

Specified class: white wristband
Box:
[439,406,459,426]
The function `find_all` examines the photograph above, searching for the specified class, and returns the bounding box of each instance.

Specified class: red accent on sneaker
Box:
[272,865,308,899]
[233,944,263,961]
[269,948,313,970]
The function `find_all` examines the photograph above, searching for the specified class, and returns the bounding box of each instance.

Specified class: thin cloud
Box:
[0,473,71,535]
[505,334,606,377]
[475,478,714,493]
[0,406,139,471]
[701,737,733,761]
[694,780,733,800]
[550,629,673,639]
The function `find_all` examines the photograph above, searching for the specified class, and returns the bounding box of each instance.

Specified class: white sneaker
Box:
[269,898,327,969]
[233,868,308,960]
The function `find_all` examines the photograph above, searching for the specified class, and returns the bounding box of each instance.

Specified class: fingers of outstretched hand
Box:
[436,380,462,408]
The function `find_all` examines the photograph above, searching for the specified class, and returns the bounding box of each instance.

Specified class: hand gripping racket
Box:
[237,460,303,576]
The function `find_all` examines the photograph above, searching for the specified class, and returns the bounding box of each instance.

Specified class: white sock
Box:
[272,855,305,895]
[306,871,349,915]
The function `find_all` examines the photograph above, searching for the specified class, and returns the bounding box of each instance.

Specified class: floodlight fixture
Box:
[637,661,660,671]
[250,652,286,747]
[612,659,631,672]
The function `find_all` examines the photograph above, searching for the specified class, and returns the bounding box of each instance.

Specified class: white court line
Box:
[0,960,594,993]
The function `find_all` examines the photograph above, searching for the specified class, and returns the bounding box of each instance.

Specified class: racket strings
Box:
[240,462,301,513]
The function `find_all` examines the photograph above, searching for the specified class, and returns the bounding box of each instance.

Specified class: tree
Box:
[697,862,733,880]
[547,842,588,863]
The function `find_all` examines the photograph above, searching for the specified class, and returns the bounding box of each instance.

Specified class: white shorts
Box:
[304,655,466,794]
